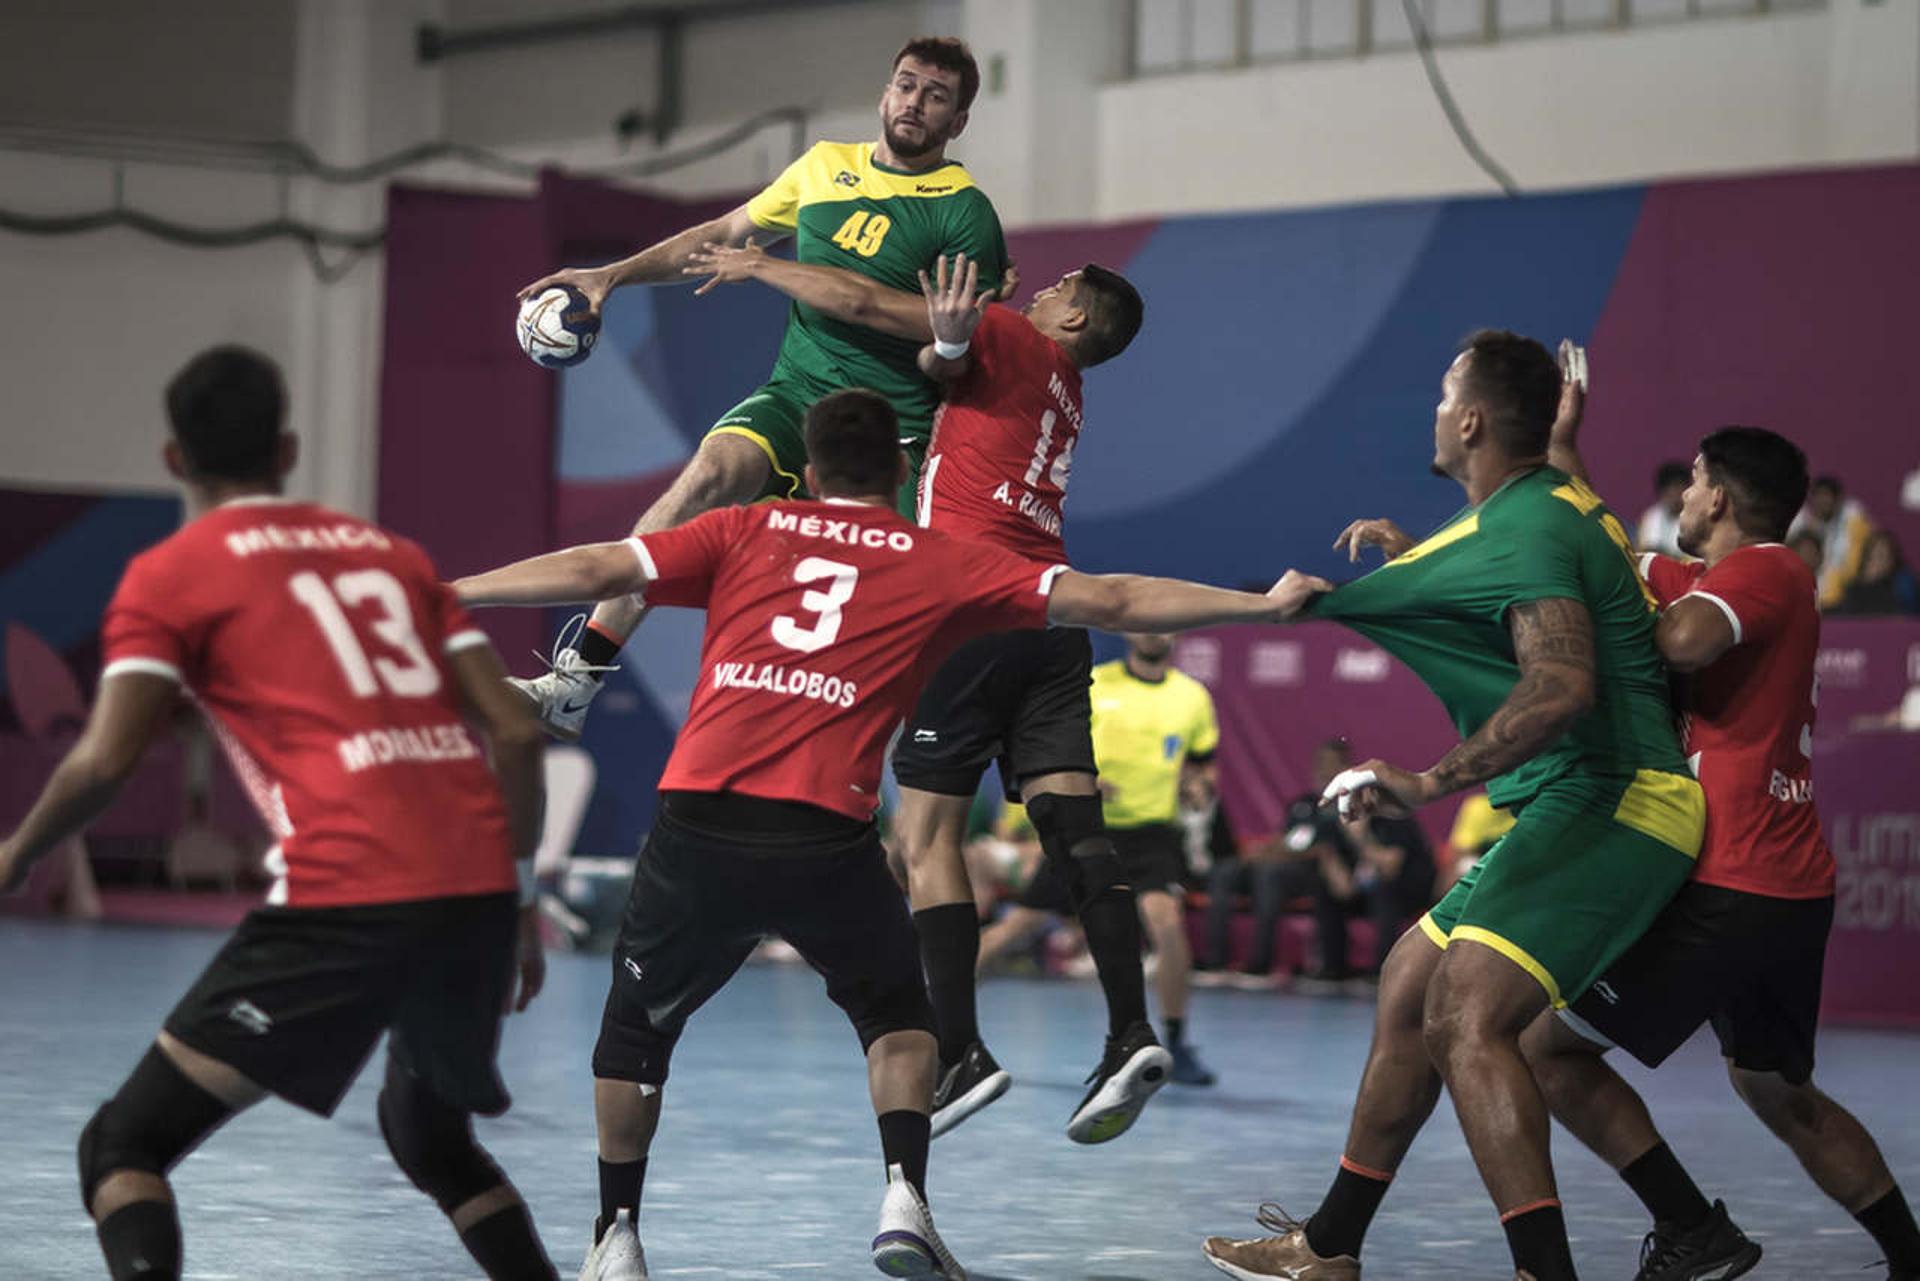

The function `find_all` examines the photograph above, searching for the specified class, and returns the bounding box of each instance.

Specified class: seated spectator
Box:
[1831,530,1919,616]
[1439,791,1514,894]
[1197,739,1350,983]
[1635,461,1691,557]
[1790,474,1876,607]
[1308,809,1434,982]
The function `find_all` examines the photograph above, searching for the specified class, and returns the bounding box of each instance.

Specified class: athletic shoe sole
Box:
[1067,1044,1173,1144]
[1203,1246,1323,1281]
[871,1229,944,1277]
[1674,1243,1762,1281]
[929,1067,1011,1139]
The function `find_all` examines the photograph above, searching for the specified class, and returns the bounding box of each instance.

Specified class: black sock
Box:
[877,1110,931,1199]
[914,903,981,1065]
[1501,1202,1577,1281]
[1620,1141,1711,1231]
[459,1200,558,1281]
[1305,1161,1392,1259]
[1078,886,1149,1037]
[595,1157,646,1239]
[1165,1017,1186,1048]
[575,623,622,671]
[96,1200,181,1281]
[1857,1185,1920,1272]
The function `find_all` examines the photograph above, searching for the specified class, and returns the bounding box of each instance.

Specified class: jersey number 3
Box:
[290,569,441,698]
[771,557,858,654]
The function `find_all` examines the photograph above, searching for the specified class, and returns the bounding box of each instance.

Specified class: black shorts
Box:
[163,892,518,1117]
[892,626,1096,801]
[1018,822,1189,911]
[1563,881,1833,1085]
[592,793,934,1087]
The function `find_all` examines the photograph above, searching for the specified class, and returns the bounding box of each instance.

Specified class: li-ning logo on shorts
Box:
[1591,981,1620,1006]
[227,1000,273,1035]
[623,957,644,982]
[913,729,938,744]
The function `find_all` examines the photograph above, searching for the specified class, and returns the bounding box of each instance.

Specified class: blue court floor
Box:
[3,918,1915,1280]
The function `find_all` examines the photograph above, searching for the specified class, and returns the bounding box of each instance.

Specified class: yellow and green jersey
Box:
[1312,466,1686,810]
[1089,660,1220,829]
[746,140,1007,440]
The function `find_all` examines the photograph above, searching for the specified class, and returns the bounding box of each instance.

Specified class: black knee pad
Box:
[1026,792,1127,912]
[78,1047,231,1211]
[376,1056,504,1213]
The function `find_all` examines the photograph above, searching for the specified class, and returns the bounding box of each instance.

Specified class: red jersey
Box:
[1644,545,1832,898]
[101,498,515,908]
[633,500,1064,818]
[917,303,1082,561]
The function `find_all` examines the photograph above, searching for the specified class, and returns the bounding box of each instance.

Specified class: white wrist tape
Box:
[933,338,970,360]
[516,860,538,907]
[1321,768,1381,819]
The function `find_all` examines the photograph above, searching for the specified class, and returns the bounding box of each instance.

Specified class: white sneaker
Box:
[871,1164,966,1279]
[512,614,619,743]
[577,1210,648,1281]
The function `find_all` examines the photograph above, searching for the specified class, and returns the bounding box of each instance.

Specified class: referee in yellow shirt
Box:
[1084,632,1221,1086]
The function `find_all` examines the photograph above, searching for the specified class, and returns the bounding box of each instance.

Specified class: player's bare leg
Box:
[897,785,1010,1137]
[585,1078,661,1280]
[1522,1013,1762,1280]
[1424,940,1575,1281]
[865,1029,965,1279]
[1140,888,1214,1086]
[516,433,771,740]
[1204,926,1443,1278]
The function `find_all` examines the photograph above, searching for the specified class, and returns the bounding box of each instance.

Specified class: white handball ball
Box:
[515,285,601,369]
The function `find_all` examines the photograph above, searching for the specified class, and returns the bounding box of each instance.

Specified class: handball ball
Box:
[515,285,601,369]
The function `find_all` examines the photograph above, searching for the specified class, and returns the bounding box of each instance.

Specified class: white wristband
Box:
[933,338,970,360]
[515,860,538,907]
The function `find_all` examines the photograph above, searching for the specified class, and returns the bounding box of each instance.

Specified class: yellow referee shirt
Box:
[1089,660,1219,829]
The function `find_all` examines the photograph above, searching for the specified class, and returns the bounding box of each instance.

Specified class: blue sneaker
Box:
[1170,1040,1217,1087]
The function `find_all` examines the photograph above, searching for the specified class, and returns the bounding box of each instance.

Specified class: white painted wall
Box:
[1094,2,1920,219]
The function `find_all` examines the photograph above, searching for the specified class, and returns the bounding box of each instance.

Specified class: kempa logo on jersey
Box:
[915,183,954,194]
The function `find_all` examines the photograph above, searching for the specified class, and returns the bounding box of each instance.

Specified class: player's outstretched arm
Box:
[448,641,548,1011]
[0,672,178,893]
[1546,339,1591,483]
[916,253,992,383]
[517,202,771,317]
[452,541,650,609]
[1047,568,1333,633]
[1653,595,1738,672]
[683,243,933,341]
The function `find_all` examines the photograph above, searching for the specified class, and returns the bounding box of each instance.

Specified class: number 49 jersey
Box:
[634,499,1066,818]
[1644,545,1833,899]
[918,304,1082,562]
[101,499,515,908]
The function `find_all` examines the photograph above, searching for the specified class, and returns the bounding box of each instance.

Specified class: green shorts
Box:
[1418,769,1704,1007]
[705,380,929,517]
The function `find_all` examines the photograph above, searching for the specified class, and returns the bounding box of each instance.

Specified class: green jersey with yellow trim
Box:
[1312,466,1685,809]
[746,140,1006,437]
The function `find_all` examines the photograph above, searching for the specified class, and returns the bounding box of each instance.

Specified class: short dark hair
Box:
[894,37,980,112]
[804,389,903,494]
[1655,461,1691,492]
[1455,330,1561,456]
[165,346,285,481]
[1072,264,1144,368]
[1698,425,1809,542]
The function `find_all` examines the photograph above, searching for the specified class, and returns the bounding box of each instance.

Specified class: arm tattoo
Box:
[1429,597,1596,793]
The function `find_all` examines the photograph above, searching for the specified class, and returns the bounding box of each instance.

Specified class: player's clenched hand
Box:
[516,265,612,314]
[1333,518,1413,564]
[1265,569,1335,620]
[1320,760,1437,820]
[510,905,547,1013]
[918,253,992,347]
[683,241,767,295]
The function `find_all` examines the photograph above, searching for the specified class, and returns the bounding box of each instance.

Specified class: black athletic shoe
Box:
[929,1041,1011,1139]
[1634,1201,1762,1281]
[1066,1021,1172,1144]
